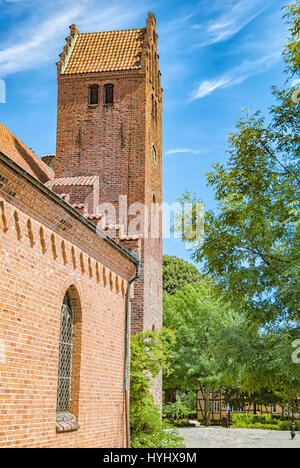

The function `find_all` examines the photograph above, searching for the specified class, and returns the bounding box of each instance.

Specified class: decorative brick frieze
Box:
[0,11,163,448]
[54,12,163,406]
[0,154,137,448]
[0,160,136,279]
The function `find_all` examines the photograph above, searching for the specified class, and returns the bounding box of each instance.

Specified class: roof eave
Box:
[0,150,139,266]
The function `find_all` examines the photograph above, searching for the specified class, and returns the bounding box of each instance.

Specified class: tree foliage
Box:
[175,5,300,325]
[163,279,243,391]
[172,3,300,402]
[282,2,300,75]
[163,255,202,295]
[129,328,184,447]
[223,387,284,410]
[214,320,300,398]
[130,328,175,435]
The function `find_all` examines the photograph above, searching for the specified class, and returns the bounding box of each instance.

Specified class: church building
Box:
[0,12,162,448]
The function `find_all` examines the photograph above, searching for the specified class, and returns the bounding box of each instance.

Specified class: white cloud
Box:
[292,79,300,88]
[191,51,281,100]
[191,78,230,99]
[164,148,204,156]
[0,0,150,77]
[0,5,84,76]
[192,0,270,47]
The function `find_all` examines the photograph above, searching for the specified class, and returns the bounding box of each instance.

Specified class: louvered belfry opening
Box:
[57,292,73,414]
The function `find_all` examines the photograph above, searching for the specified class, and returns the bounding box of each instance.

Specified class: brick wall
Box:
[55,14,163,347]
[0,159,137,447]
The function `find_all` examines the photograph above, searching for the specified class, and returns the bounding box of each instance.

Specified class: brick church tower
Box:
[51,13,163,401]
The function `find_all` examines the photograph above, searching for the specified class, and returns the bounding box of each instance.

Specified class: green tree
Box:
[223,387,284,414]
[175,4,299,325]
[129,328,184,447]
[282,2,300,76]
[163,255,202,295]
[173,3,299,405]
[213,313,300,404]
[163,279,243,425]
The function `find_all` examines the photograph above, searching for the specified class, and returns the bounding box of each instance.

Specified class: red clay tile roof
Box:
[63,28,146,75]
[46,175,99,187]
[0,122,54,183]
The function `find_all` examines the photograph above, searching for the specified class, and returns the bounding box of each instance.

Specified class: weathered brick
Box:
[0,12,163,448]
[0,158,138,447]
[55,13,163,405]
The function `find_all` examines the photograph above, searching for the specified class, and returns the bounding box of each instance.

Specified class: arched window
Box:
[57,292,73,414]
[89,84,99,105]
[104,84,114,104]
[56,287,81,433]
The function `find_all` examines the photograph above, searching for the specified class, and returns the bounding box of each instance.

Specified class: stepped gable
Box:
[57,24,146,75]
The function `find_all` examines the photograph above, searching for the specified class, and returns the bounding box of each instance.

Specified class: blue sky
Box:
[0,0,288,263]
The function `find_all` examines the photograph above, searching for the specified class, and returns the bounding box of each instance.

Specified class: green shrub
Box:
[130,328,185,448]
[179,391,197,415]
[252,414,277,425]
[132,427,185,448]
[163,399,190,423]
[232,413,279,429]
[231,413,257,426]
[250,423,279,430]
[232,413,300,431]
[278,420,300,431]
[131,391,162,435]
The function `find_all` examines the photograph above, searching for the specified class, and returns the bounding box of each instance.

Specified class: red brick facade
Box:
[0,12,163,447]
[54,14,163,403]
[0,153,138,447]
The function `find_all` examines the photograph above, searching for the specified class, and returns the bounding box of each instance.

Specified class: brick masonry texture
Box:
[0,159,137,447]
[0,11,163,448]
[55,13,163,406]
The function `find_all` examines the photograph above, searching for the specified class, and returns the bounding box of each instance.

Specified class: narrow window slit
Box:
[56,291,80,433]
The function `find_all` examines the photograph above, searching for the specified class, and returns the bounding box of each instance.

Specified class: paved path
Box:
[178,426,300,448]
